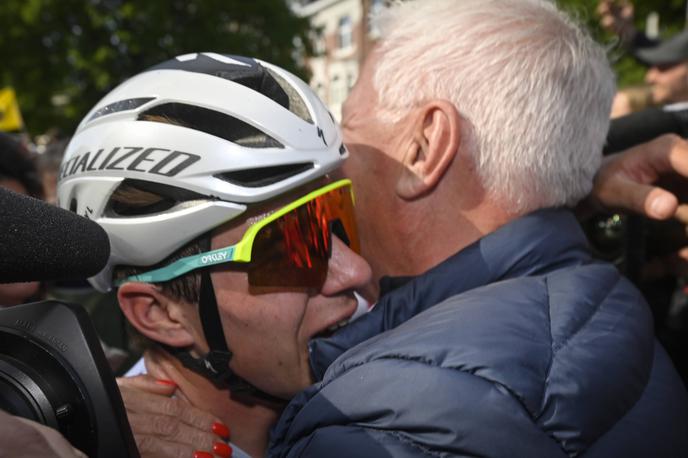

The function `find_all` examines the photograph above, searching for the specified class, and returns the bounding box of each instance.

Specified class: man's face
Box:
[645,61,688,105]
[208,183,372,400]
[340,51,413,290]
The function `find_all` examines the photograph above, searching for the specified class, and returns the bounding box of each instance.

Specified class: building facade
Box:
[293,0,384,120]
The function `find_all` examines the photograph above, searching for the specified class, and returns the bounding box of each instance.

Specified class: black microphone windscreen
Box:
[0,187,110,283]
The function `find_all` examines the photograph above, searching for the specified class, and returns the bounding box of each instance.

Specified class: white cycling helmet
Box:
[57,52,346,292]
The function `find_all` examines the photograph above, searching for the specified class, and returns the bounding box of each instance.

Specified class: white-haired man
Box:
[119,0,688,456]
[268,0,688,456]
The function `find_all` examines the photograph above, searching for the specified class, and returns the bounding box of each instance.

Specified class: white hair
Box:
[372,0,616,213]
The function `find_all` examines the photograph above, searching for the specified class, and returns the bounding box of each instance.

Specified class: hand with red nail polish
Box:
[117,374,227,458]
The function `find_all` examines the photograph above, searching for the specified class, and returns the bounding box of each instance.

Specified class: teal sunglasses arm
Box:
[115,245,240,286]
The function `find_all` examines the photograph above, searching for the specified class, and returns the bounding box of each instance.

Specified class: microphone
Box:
[0,187,110,283]
[605,104,688,155]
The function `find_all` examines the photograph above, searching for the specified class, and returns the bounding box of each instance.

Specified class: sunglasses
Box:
[117,179,359,288]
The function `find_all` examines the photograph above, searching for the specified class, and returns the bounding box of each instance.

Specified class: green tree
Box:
[0,0,311,135]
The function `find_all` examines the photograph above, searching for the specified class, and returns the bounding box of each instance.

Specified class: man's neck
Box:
[368,199,515,298]
[144,347,283,457]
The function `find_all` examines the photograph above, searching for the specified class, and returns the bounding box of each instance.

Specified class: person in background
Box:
[598,0,688,114]
[635,29,688,107]
[0,132,44,306]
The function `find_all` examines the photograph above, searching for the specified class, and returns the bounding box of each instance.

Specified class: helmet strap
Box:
[169,235,282,403]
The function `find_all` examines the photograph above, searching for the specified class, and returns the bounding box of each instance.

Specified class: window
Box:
[315,83,326,102]
[310,29,326,56]
[369,0,384,37]
[337,16,353,49]
[330,75,342,104]
[346,73,356,90]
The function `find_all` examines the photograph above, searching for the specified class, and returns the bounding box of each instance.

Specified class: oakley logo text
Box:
[59,147,201,180]
[201,251,229,264]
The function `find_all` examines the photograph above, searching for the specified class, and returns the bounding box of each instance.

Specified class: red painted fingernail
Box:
[213,442,233,457]
[212,422,230,440]
[193,452,213,458]
[155,379,177,387]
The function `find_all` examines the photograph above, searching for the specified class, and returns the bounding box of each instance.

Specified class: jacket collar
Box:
[308,208,592,381]
[407,207,591,293]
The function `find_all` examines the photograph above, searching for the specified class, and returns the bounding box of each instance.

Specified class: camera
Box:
[0,300,139,457]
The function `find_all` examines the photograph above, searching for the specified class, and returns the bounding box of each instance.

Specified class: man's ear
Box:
[117,282,195,348]
[396,100,461,199]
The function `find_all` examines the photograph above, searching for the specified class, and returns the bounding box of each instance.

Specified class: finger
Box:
[123,388,223,431]
[678,246,688,261]
[594,135,688,219]
[675,204,688,225]
[127,412,219,453]
[643,187,679,220]
[117,374,178,397]
[159,396,225,433]
[596,171,678,220]
[642,134,688,179]
[135,433,195,458]
[119,383,173,416]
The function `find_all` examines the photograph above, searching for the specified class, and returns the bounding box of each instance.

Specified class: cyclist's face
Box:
[207,188,372,399]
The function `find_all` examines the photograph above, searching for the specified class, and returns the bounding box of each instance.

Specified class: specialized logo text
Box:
[60,146,201,180]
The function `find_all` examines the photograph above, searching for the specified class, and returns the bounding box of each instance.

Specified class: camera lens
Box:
[0,358,58,424]
[0,301,140,457]
[0,328,96,456]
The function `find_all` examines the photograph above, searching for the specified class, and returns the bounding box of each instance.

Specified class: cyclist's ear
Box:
[118,282,196,349]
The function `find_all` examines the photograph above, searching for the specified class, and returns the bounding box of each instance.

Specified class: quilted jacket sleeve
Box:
[269,358,568,458]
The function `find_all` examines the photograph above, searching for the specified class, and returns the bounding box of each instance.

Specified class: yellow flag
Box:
[0,87,24,132]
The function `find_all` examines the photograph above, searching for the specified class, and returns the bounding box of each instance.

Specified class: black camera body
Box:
[0,300,138,457]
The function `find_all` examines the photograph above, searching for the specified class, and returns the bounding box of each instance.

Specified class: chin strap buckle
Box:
[202,351,261,394]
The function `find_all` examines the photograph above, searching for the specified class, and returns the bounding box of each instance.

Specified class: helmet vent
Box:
[139,103,284,149]
[215,163,314,188]
[88,97,155,123]
[264,69,313,125]
[108,179,207,217]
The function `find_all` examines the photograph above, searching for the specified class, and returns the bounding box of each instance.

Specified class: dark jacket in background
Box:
[269,209,688,457]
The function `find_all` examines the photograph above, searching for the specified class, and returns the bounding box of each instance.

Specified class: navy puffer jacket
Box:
[269,209,688,457]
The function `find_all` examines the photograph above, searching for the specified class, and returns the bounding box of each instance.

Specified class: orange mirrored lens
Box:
[247,185,358,288]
